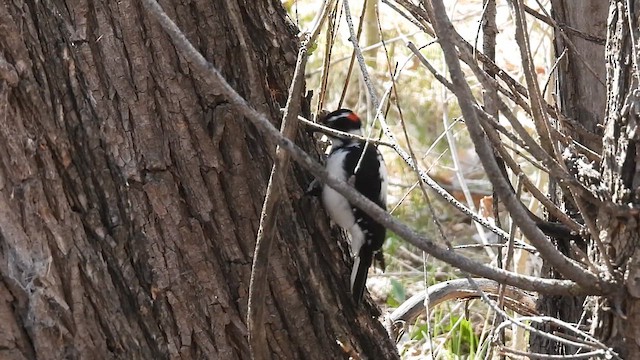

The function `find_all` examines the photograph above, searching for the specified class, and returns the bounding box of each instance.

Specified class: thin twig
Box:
[309,33,421,76]
[308,0,339,43]
[496,175,523,337]
[407,41,452,88]
[454,242,535,253]
[496,315,620,357]
[316,3,339,117]
[439,51,494,257]
[626,0,640,79]
[522,5,606,45]
[248,0,335,357]
[377,11,447,247]
[475,107,584,234]
[498,346,606,359]
[293,114,394,147]
[246,0,336,352]
[476,276,617,356]
[464,277,617,357]
[376,16,440,352]
[542,48,567,98]
[508,0,557,160]
[338,0,366,108]
[342,0,379,177]
[381,0,429,32]
[571,192,615,275]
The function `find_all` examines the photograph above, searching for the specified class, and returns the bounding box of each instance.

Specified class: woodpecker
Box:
[316,108,388,303]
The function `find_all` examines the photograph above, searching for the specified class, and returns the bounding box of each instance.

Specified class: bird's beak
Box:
[317,109,330,125]
[309,110,331,134]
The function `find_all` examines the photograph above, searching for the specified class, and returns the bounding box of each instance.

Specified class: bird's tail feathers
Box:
[350,251,373,303]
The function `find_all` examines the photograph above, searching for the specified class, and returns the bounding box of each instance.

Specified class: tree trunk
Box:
[594,1,640,357]
[530,0,608,355]
[0,1,398,359]
[534,1,640,357]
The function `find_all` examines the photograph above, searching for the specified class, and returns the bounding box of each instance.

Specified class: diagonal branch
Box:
[508,0,557,159]
[295,114,394,147]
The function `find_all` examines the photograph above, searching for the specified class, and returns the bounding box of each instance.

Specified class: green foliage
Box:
[386,278,407,307]
[443,315,479,357]
[382,231,402,258]
[406,306,480,358]
[307,41,318,55]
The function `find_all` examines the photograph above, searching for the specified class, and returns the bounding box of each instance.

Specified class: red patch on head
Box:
[346,112,360,122]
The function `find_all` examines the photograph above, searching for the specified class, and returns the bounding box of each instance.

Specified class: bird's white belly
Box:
[322,149,356,230]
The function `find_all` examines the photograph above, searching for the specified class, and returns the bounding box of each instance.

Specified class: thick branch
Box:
[388,278,538,333]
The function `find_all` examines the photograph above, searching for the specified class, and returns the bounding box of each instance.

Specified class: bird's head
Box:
[321,109,363,137]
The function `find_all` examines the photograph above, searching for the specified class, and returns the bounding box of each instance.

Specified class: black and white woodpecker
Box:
[312,109,388,303]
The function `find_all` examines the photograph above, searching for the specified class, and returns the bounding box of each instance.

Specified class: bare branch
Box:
[508,0,557,159]
[316,1,339,116]
[409,38,585,237]
[476,107,584,234]
[247,1,341,356]
[294,114,394,148]
[389,0,603,151]
[461,277,618,358]
[494,315,620,358]
[387,278,538,329]
[498,346,608,359]
[523,5,606,45]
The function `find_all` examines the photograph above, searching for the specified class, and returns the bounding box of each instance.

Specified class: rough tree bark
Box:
[595,0,640,357]
[534,1,640,357]
[531,0,608,354]
[0,1,398,359]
